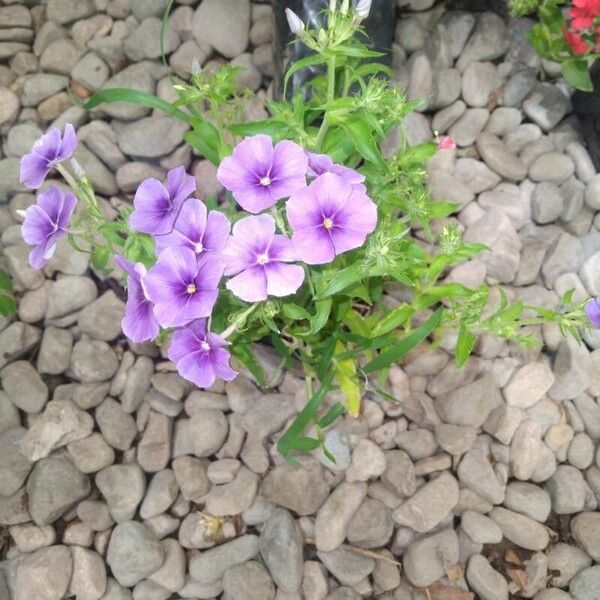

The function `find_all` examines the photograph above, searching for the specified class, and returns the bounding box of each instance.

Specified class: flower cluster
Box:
[19,128,377,389]
[564,0,600,54]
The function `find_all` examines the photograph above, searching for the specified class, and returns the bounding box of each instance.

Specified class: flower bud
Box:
[284,8,305,34]
[70,158,86,180]
[355,0,372,19]
[191,58,202,76]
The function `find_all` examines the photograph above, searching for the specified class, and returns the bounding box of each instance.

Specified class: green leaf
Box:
[561,60,593,92]
[334,341,361,417]
[0,269,12,292]
[317,402,345,429]
[455,325,476,368]
[228,120,290,138]
[159,0,176,68]
[318,263,362,298]
[362,307,444,374]
[231,344,266,387]
[284,54,328,97]
[0,293,17,317]
[184,130,220,165]
[310,298,332,335]
[370,304,413,337]
[330,45,384,58]
[91,246,110,270]
[282,303,311,321]
[84,88,191,123]
[539,1,565,30]
[341,118,386,168]
[277,370,335,464]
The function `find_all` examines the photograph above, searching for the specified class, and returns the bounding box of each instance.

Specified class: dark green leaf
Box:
[84,88,191,123]
[317,402,345,429]
[561,60,593,92]
[0,293,17,317]
[0,269,12,292]
[342,118,386,168]
[331,45,384,58]
[310,298,332,334]
[363,307,444,373]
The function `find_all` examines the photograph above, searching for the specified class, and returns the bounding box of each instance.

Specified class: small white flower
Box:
[285,8,305,34]
[70,158,86,180]
[355,0,372,18]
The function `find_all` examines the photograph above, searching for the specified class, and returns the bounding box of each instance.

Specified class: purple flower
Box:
[20,123,77,189]
[115,256,160,343]
[21,186,77,270]
[143,246,223,328]
[585,298,600,327]
[217,134,308,213]
[168,319,237,388]
[129,166,196,235]
[155,198,231,256]
[307,152,366,191]
[222,214,305,302]
[286,172,377,265]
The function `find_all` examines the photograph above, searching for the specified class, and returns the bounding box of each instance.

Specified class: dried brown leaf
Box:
[428,582,475,600]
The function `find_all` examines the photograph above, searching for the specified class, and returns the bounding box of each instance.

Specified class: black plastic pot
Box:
[572,61,600,170]
[272,0,396,99]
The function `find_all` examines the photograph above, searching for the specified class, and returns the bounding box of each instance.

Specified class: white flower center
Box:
[259,176,271,186]
[200,341,211,352]
[186,283,197,294]
[194,241,204,253]
[257,253,269,265]
[323,218,334,230]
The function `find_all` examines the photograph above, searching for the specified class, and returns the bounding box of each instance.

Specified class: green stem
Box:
[315,54,337,151]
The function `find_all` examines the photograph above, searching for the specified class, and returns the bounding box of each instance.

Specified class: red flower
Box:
[570,0,600,31]
[564,27,590,54]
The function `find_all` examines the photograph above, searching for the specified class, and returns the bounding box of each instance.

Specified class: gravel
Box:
[0,3,599,599]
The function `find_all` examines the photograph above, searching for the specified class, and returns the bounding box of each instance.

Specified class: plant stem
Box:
[314,54,337,151]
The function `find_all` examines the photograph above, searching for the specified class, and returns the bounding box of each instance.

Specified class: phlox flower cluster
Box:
[19,127,378,389]
[564,0,600,54]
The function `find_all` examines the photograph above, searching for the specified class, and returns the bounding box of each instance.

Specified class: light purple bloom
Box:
[20,123,77,190]
[286,172,377,265]
[115,256,160,343]
[586,298,600,327]
[143,246,223,328]
[217,135,308,213]
[307,152,366,191]
[129,166,196,235]
[168,319,237,388]
[155,198,231,256]
[222,214,305,302]
[21,186,77,270]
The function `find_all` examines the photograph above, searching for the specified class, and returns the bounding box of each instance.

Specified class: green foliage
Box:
[76,1,590,464]
[523,0,598,91]
[0,269,17,317]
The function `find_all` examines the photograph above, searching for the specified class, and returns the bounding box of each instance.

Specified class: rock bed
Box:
[1,0,600,599]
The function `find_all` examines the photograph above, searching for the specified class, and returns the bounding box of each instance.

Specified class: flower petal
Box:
[291,227,336,265]
[226,266,268,302]
[264,262,305,297]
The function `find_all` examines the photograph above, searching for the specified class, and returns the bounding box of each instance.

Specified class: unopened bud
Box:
[191,58,202,76]
[285,8,305,34]
[70,158,86,180]
[355,0,372,19]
